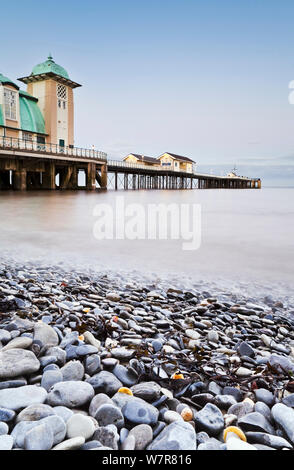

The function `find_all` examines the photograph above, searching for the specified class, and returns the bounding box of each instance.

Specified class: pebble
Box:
[147,421,196,450]
[95,404,124,429]
[122,397,159,425]
[0,434,14,450]
[52,436,85,450]
[0,349,40,379]
[194,403,224,436]
[271,403,294,444]
[24,423,54,450]
[129,424,153,450]
[0,385,47,411]
[86,371,123,395]
[46,381,94,408]
[66,413,96,440]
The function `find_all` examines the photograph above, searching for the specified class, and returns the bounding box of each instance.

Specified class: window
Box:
[57,84,67,100]
[4,88,17,120]
[23,132,33,141]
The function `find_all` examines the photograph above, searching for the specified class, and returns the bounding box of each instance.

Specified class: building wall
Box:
[124,154,139,163]
[159,153,175,170]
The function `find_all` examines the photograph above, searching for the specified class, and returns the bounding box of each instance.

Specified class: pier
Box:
[0,137,261,191]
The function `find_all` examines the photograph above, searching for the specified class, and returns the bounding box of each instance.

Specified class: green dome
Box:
[31,55,69,79]
[0,73,19,89]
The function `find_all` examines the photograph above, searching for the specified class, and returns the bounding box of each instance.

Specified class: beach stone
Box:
[95,404,124,429]
[131,382,161,402]
[45,347,66,366]
[93,426,118,450]
[213,394,237,410]
[238,411,275,434]
[254,401,273,423]
[33,322,59,351]
[271,403,294,444]
[86,371,122,395]
[89,393,113,417]
[60,360,84,381]
[236,367,253,377]
[282,393,294,408]
[41,369,63,391]
[106,292,121,302]
[1,336,33,351]
[84,354,101,376]
[53,406,74,423]
[42,415,67,445]
[222,386,243,402]
[112,364,138,387]
[66,413,96,440]
[129,424,153,450]
[237,341,255,358]
[185,329,200,340]
[122,397,159,426]
[228,401,254,420]
[80,440,103,450]
[52,436,85,450]
[147,421,196,450]
[0,330,11,344]
[0,422,8,435]
[16,403,55,423]
[0,434,14,450]
[76,345,98,357]
[207,330,219,343]
[121,434,136,450]
[194,403,224,436]
[268,354,294,375]
[246,431,293,450]
[83,331,101,350]
[0,407,15,422]
[46,381,94,408]
[152,340,163,352]
[24,422,54,450]
[0,348,40,379]
[110,347,135,360]
[0,385,47,410]
[254,388,275,407]
[198,438,223,450]
[164,410,183,424]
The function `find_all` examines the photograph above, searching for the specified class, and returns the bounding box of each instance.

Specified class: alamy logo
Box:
[93,196,201,251]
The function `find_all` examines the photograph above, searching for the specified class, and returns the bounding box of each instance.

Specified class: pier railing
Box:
[108,159,257,180]
[0,136,107,161]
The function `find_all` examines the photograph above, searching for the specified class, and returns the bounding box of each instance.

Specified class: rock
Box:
[46,381,94,408]
[185,329,200,340]
[86,371,122,395]
[254,401,273,424]
[83,331,101,350]
[226,437,257,450]
[271,403,294,444]
[213,394,237,410]
[0,422,8,435]
[93,427,118,450]
[45,347,66,366]
[80,440,103,450]
[163,410,183,424]
[282,393,294,408]
[238,412,275,434]
[268,354,294,375]
[76,345,98,357]
[60,360,84,381]
[24,422,54,450]
[52,436,85,450]
[89,393,113,417]
[207,330,219,343]
[95,404,124,429]
[194,403,224,436]
[0,434,14,450]
[129,424,153,450]
[246,431,293,449]
[222,387,243,402]
[112,364,138,387]
[121,434,136,450]
[66,413,96,440]
[228,401,254,420]
[236,367,253,377]
[147,421,196,450]
[0,385,47,410]
[122,397,159,426]
[0,407,15,422]
[0,349,40,379]
[131,382,161,402]
[41,369,63,391]
[0,330,11,344]
[237,341,255,358]
[254,389,275,407]
[1,336,33,351]
[16,404,55,422]
[110,347,135,360]
[106,292,121,302]
[84,354,101,376]
[39,415,66,445]
[53,406,74,423]
[33,322,59,352]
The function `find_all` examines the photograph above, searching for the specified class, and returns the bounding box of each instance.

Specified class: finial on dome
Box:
[48,53,53,61]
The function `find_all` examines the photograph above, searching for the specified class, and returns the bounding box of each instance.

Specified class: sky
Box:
[2,0,294,185]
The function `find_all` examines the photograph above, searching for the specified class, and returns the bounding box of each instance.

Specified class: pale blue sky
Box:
[2,0,294,184]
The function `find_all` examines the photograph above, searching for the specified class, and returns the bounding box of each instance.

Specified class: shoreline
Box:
[0,258,294,450]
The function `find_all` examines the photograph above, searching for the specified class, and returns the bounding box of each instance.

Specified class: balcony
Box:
[0,136,107,161]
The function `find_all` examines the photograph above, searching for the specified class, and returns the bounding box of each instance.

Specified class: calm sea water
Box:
[0,188,293,300]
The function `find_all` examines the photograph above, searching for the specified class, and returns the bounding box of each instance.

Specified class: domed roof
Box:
[31,55,69,79]
[0,72,19,89]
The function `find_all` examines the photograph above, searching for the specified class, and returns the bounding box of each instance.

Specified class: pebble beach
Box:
[0,259,294,451]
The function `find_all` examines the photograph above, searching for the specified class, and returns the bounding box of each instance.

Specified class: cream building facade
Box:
[123,152,195,173]
[0,55,81,149]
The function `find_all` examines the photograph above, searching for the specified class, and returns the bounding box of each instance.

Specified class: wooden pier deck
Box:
[0,138,261,191]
